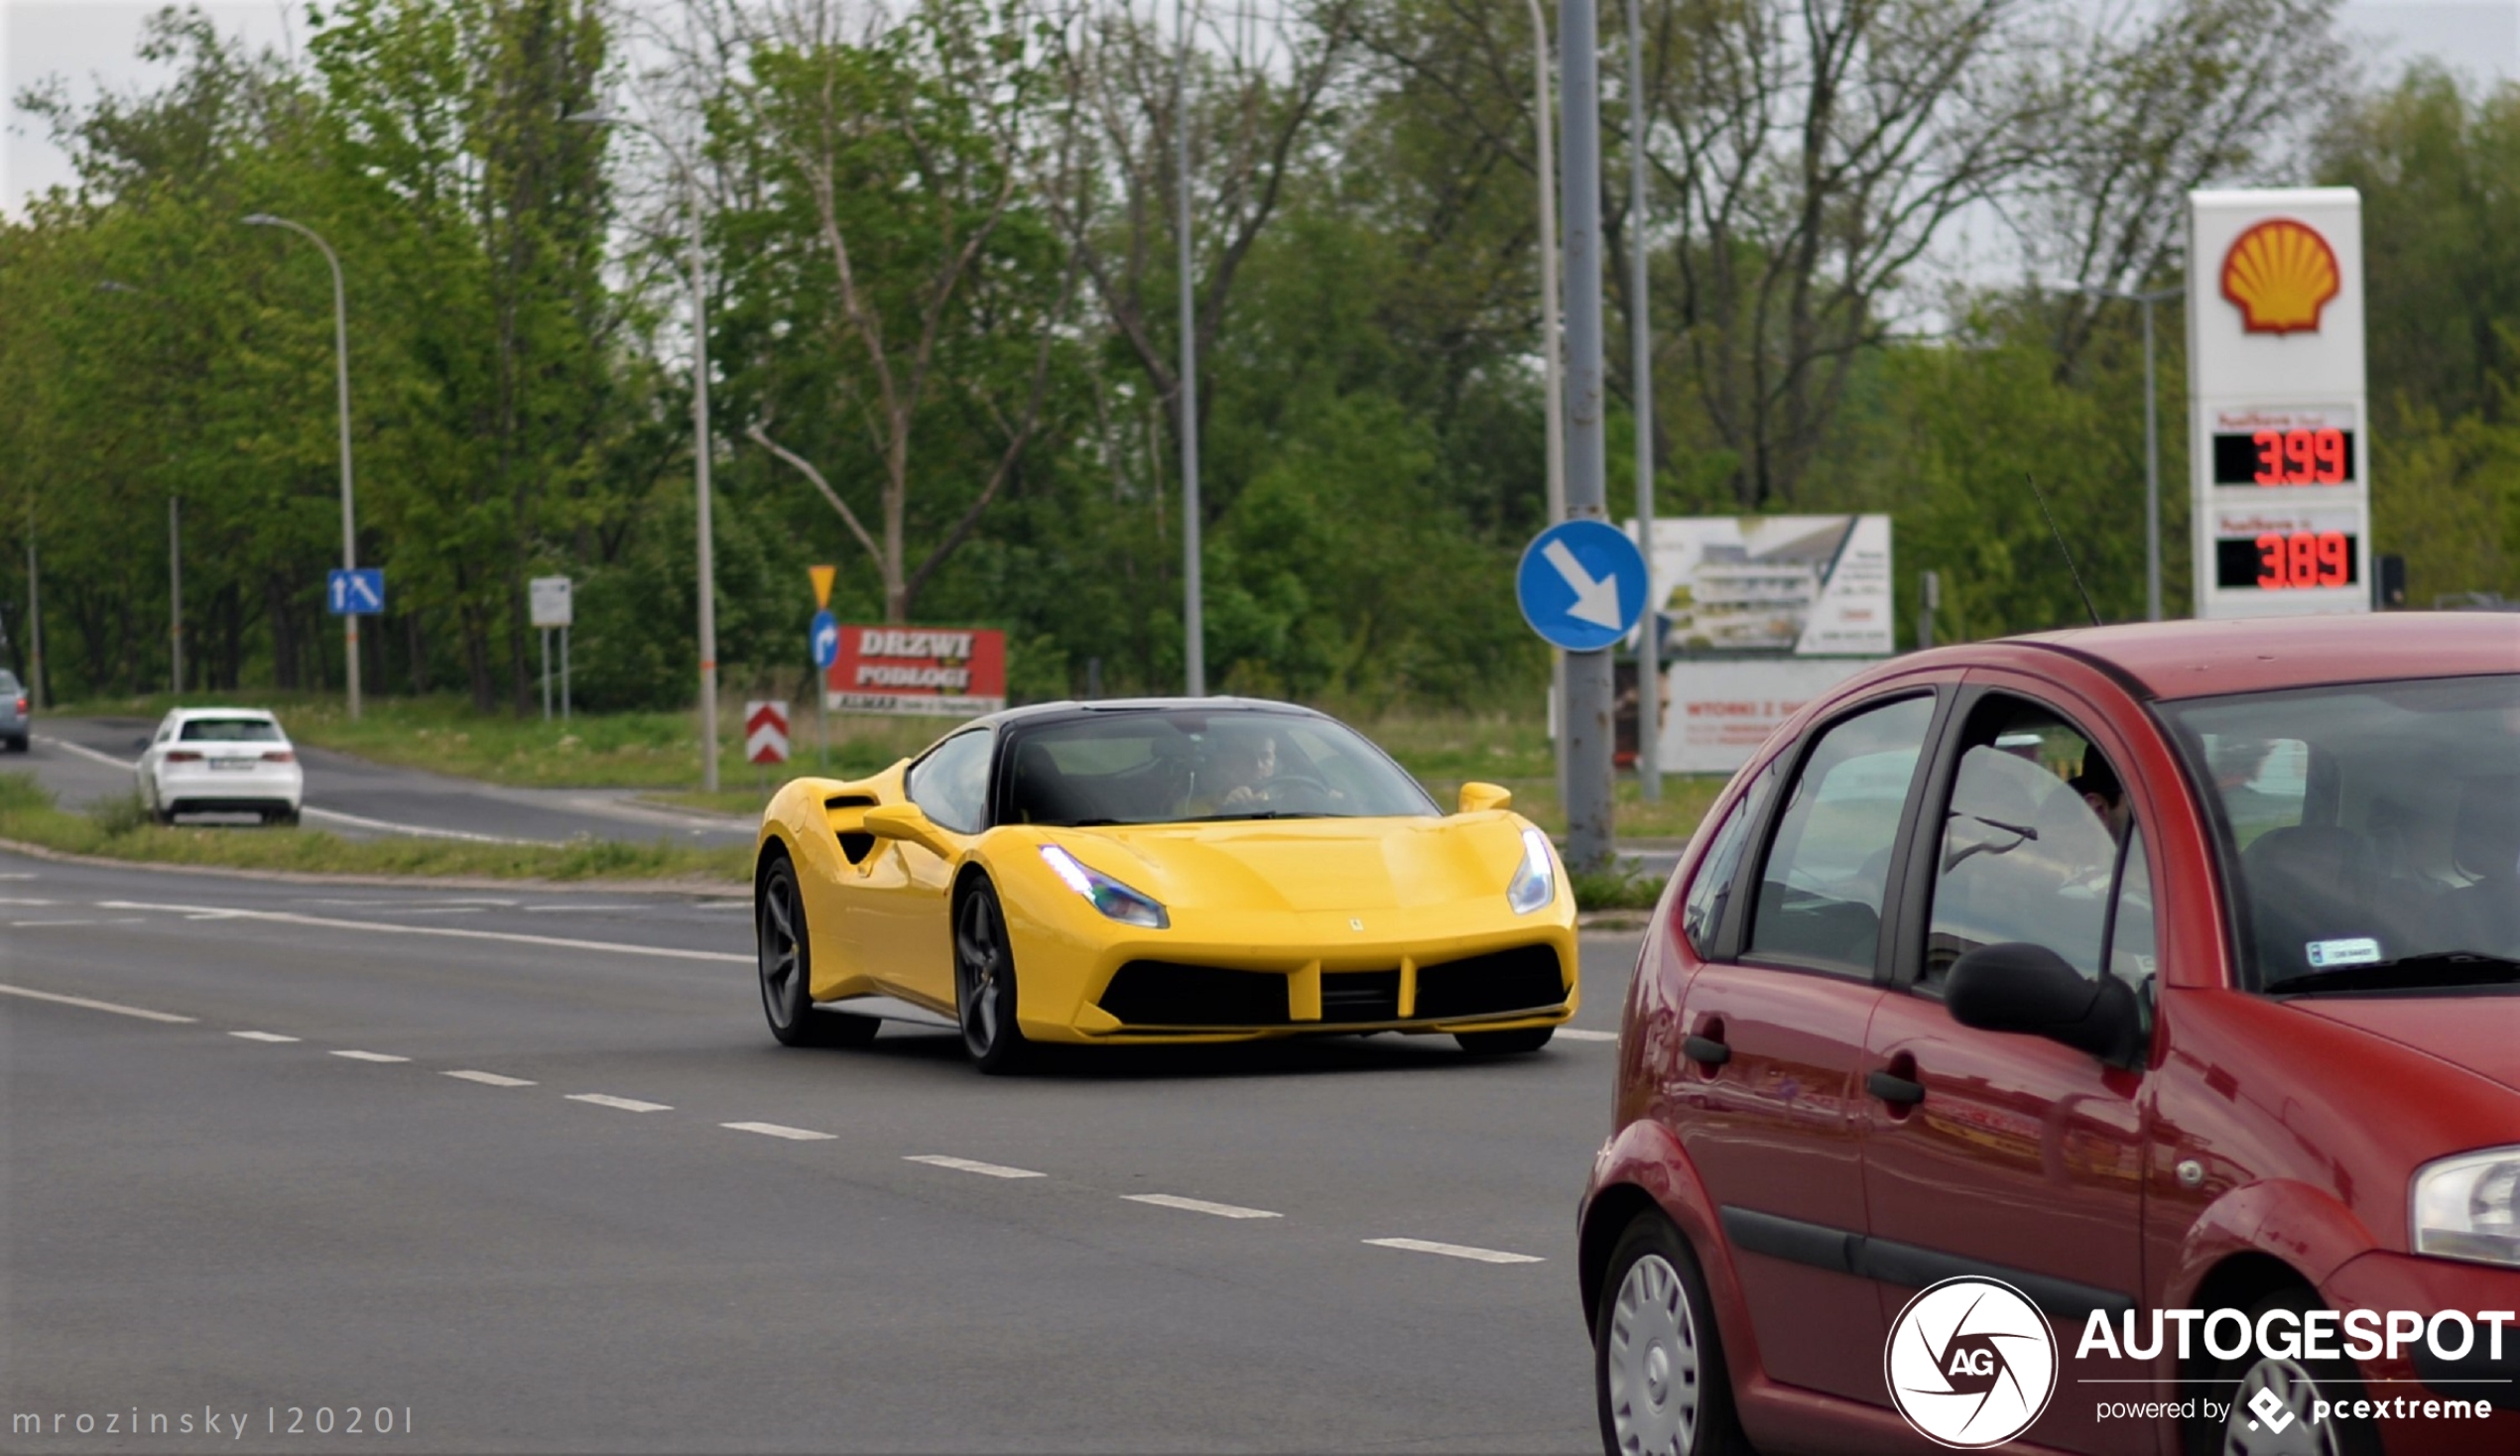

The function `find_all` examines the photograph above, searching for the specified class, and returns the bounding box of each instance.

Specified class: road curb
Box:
[0,834,749,899]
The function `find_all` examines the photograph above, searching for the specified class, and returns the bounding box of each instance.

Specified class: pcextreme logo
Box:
[1884,1276,2060,1448]
[2221,217,2340,335]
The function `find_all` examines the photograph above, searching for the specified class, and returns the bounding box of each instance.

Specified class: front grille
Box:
[1320,969,1401,1022]
[1413,944,1567,1020]
[1099,961,1290,1027]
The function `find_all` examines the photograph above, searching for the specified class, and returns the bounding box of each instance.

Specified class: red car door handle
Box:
[1867,1069,1925,1106]
[1683,1034,1731,1066]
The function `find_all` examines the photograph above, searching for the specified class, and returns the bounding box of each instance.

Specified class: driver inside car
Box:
[1200,732,1281,809]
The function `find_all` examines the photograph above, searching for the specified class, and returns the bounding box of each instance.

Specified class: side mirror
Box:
[861,801,955,858]
[1457,781,1513,814]
[1946,942,2143,1066]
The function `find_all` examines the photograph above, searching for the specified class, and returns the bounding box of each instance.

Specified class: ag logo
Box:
[1883,1276,2058,1448]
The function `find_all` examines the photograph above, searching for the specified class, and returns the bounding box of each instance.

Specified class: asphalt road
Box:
[1,850,1642,1453]
[15,717,752,848]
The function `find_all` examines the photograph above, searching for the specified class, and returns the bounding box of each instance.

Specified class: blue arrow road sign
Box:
[810,610,840,669]
[1516,520,1648,652]
[326,567,386,616]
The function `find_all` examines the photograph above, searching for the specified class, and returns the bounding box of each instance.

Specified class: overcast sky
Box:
[7,0,2516,218]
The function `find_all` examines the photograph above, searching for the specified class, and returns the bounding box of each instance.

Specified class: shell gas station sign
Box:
[2188,188,2370,619]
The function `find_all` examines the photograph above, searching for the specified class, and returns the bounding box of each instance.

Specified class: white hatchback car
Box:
[137,709,305,825]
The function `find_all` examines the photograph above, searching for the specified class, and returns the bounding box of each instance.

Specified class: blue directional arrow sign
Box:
[810,610,840,669]
[326,567,386,617]
[1516,520,1648,652]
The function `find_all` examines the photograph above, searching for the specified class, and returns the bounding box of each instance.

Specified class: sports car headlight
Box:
[1038,845,1170,929]
[2414,1147,2520,1268]
[1507,827,1557,914]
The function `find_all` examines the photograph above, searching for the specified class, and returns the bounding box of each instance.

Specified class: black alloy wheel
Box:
[756,853,878,1049]
[953,881,1028,1074]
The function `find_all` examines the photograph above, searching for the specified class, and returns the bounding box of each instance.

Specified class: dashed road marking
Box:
[444,1070,537,1087]
[0,983,196,1023]
[11,919,96,927]
[723,1122,836,1142]
[903,1153,1045,1179]
[97,900,749,965]
[330,1049,411,1063]
[567,1093,673,1113]
[1557,1028,1617,1042]
[1124,1193,1282,1220]
[1364,1238,1545,1265]
[230,1031,301,1043]
[0,897,57,906]
[300,805,537,845]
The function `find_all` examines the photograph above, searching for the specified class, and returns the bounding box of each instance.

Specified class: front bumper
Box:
[2322,1249,2520,1452]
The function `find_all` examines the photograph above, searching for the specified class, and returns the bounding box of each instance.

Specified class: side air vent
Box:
[826,795,880,865]
[1098,962,1291,1027]
[1413,944,1567,1020]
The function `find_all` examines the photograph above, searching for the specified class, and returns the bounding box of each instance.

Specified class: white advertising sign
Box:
[1655,658,1877,774]
[1636,515,1896,658]
[528,575,573,629]
[2187,188,2370,619]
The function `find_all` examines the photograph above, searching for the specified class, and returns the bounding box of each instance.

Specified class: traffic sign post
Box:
[810,607,838,771]
[531,576,573,722]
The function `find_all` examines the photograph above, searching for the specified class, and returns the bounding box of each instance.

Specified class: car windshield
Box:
[2163,674,2520,995]
[181,718,285,743]
[1004,709,1438,826]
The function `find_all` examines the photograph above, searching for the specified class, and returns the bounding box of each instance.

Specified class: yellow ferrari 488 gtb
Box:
[752,698,1578,1072]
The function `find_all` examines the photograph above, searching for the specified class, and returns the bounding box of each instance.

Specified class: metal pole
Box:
[1560,0,1614,872]
[24,533,41,711]
[170,496,183,694]
[542,628,553,722]
[1625,0,1658,801]
[2142,297,2162,623]
[1176,0,1204,697]
[1528,0,1569,809]
[243,214,360,719]
[562,628,571,722]
[690,170,721,790]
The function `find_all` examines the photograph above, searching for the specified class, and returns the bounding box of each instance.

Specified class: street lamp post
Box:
[568,111,720,791]
[1559,0,1615,872]
[2084,284,2184,622]
[243,213,361,718]
[1176,0,1205,697]
[1526,0,1569,805]
[1624,0,1658,800]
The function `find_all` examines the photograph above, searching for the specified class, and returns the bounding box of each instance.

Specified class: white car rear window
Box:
[180,719,284,743]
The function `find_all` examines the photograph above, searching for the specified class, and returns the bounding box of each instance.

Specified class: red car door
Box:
[1678,689,1942,1405]
[1859,683,2153,1454]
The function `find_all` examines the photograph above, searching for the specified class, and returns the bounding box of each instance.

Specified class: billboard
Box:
[2187,189,2370,619]
[1653,657,1884,774]
[1639,515,1896,658]
[825,626,1007,716]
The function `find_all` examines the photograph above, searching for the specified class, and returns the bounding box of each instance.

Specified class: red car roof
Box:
[2003,612,2520,700]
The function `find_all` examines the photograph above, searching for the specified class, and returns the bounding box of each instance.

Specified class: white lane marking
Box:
[1558,1028,1618,1042]
[567,1093,672,1113]
[520,904,635,912]
[96,901,749,964]
[298,805,537,845]
[370,907,486,915]
[229,1031,301,1043]
[329,1049,411,1063]
[0,983,197,1023]
[0,873,40,880]
[1124,1193,1282,1220]
[40,735,137,770]
[443,1069,536,1087]
[11,919,96,927]
[0,897,57,906]
[903,1154,1045,1179]
[723,1121,836,1142]
[1364,1237,1546,1265]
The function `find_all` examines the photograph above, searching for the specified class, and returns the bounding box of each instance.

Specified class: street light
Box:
[2083,283,2185,623]
[1175,0,1205,697]
[242,212,362,717]
[567,109,721,792]
[1526,0,1570,806]
[96,280,183,694]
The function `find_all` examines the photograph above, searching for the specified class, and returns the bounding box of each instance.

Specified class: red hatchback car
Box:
[1579,615,2520,1456]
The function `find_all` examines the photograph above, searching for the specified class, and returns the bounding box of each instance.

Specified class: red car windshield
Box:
[2163,673,2520,995]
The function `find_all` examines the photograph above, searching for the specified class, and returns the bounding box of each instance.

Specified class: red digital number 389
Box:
[2255,531,2350,588]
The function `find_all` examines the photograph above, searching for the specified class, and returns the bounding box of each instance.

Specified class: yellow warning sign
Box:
[809,564,836,610]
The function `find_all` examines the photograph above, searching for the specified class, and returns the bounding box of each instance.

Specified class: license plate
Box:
[209,758,258,771]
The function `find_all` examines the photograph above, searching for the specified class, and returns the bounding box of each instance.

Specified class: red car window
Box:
[1744,694,1934,977]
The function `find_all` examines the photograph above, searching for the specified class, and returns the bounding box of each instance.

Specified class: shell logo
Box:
[2220,218,2339,335]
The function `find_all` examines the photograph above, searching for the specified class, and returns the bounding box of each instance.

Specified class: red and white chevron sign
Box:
[743,700,790,765]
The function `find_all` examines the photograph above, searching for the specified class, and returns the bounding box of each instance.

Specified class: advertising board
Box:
[2187,189,2371,619]
[1640,515,1895,658]
[825,626,1007,716]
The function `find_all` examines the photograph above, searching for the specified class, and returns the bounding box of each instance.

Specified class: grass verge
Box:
[0,775,748,884]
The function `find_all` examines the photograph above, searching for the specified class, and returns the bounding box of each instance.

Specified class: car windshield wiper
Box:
[2268,951,2520,996]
